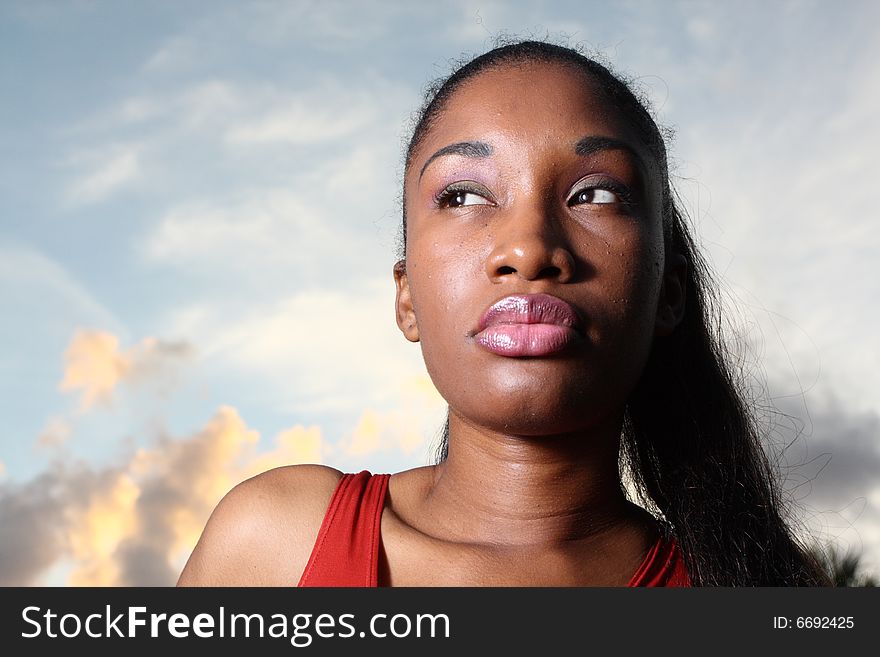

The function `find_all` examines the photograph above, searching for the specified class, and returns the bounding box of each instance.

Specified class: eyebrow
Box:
[575,135,647,170]
[418,136,646,180]
[419,141,493,180]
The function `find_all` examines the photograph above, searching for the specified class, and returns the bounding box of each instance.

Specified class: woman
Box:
[178,40,828,587]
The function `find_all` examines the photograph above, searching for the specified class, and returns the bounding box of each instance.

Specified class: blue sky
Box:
[1,0,879,585]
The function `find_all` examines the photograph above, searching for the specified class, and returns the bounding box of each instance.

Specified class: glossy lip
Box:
[474,293,584,357]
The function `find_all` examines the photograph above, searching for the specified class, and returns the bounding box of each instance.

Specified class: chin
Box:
[429,357,632,437]
[452,390,617,438]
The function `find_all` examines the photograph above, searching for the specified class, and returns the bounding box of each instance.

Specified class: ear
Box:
[393,260,420,342]
[654,253,687,337]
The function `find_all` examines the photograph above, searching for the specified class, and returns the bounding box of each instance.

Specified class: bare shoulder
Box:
[177,464,344,586]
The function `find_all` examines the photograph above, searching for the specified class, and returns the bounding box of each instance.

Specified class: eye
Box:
[567,186,620,206]
[442,191,490,207]
[436,183,493,208]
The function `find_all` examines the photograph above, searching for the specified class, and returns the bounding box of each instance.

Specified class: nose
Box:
[485,208,576,283]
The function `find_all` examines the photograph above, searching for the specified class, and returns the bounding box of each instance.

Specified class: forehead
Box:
[409,60,651,173]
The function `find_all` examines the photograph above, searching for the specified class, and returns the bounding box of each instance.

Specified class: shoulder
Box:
[177,464,344,586]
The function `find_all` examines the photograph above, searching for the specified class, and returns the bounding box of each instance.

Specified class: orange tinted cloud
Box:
[0,405,332,586]
[60,330,130,409]
[66,473,139,586]
[59,330,193,410]
[91,405,264,586]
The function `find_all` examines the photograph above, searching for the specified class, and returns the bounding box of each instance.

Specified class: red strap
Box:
[628,535,691,587]
[298,471,390,587]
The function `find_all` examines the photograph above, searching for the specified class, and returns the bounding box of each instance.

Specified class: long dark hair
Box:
[400,40,828,586]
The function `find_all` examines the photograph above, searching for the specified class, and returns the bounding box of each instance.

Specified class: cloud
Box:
[81,80,244,133]
[241,425,324,481]
[176,80,245,131]
[0,469,68,586]
[224,90,376,145]
[63,70,406,244]
[65,145,141,204]
[685,16,717,43]
[775,396,880,510]
[126,337,194,389]
[125,75,407,288]
[60,331,130,410]
[337,384,444,460]
[143,186,383,290]
[66,471,140,586]
[237,2,397,49]
[115,96,165,124]
[37,417,72,448]
[110,406,261,586]
[143,35,199,73]
[0,406,273,585]
[136,2,398,80]
[0,390,447,586]
[750,381,880,576]
[169,279,430,416]
[88,72,405,151]
[321,374,447,476]
[59,330,194,411]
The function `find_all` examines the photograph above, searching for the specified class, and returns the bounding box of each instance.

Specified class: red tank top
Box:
[297,470,691,587]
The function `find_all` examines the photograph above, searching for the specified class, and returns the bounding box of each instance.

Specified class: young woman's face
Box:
[398,61,674,436]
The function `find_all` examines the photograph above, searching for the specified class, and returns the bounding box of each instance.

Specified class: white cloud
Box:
[219,75,405,148]
[140,134,403,286]
[65,146,141,204]
[116,96,165,124]
[685,16,716,43]
[143,35,198,73]
[88,72,405,150]
[77,80,244,134]
[176,80,245,130]
[143,186,377,280]
[240,1,395,47]
[172,278,428,415]
[225,99,374,145]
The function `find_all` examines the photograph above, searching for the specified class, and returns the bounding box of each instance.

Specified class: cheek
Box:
[593,230,665,347]
[405,235,489,389]
[408,216,489,298]
[615,237,663,304]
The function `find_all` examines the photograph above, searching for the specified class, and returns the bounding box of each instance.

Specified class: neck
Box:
[422,409,642,547]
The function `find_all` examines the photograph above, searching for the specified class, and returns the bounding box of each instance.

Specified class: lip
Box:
[475,293,584,357]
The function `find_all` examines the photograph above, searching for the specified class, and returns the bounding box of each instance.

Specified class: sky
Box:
[1,0,878,586]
